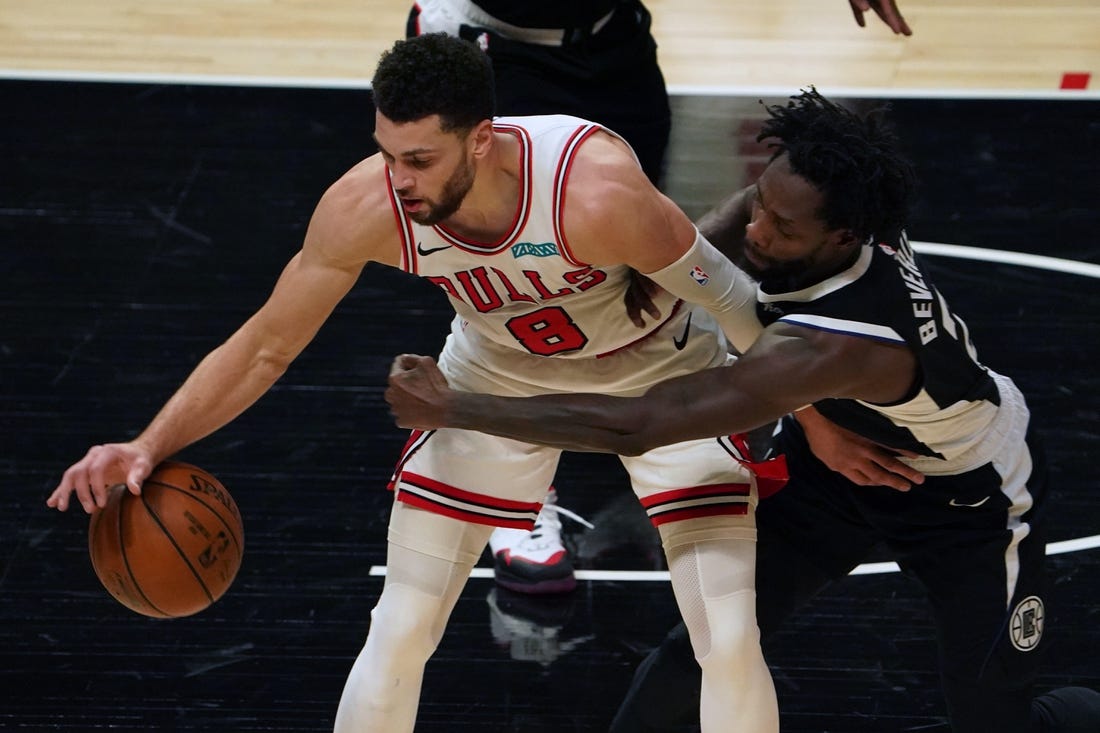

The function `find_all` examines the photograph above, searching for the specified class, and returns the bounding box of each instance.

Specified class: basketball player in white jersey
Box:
[48,34,784,732]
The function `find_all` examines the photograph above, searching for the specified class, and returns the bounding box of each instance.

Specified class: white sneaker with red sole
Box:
[489,488,593,595]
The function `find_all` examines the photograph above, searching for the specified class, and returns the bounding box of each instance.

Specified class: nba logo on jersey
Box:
[690,266,710,285]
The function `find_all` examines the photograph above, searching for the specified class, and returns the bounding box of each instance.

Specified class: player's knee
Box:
[698,623,761,675]
[335,583,447,728]
[693,589,763,674]
[367,583,445,663]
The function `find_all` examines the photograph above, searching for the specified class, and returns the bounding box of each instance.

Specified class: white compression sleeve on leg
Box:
[334,503,493,733]
[644,228,762,353]
[661,528,779,733]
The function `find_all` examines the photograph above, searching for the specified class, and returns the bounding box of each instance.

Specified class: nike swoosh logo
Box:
[949,496,990,508]
[416,242,452,256]
[673,312,692,350]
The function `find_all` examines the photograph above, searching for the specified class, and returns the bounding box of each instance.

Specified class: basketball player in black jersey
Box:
[386,89,1100,732]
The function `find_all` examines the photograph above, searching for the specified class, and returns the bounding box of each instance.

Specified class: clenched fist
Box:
[386,354,455,430]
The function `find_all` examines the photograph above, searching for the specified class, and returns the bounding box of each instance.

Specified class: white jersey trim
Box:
[553,124,601,267]
[757,245,874,304]
[778,313,905,344]
[433,124,534,253]
[385,166,419,273]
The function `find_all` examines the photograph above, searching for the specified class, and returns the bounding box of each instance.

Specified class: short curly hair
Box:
[759,88,916,242]
[371,33,496,134]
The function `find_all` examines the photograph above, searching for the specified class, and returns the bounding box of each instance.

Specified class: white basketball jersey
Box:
[386,114,681,359]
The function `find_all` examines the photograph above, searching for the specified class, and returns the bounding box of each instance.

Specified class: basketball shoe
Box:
[489,488,593,594]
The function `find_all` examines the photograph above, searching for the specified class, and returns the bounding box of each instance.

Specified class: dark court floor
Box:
[1,81,1098,732]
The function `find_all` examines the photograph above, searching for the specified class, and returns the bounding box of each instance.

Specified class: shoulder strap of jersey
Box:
[553,123,604,267]
[384,166,418,274]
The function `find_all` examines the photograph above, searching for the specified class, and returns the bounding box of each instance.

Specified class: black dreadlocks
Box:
[759,88,916,242]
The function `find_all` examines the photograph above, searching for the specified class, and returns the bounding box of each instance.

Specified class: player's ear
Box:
[833,228,860,249]
[468,119,494,159]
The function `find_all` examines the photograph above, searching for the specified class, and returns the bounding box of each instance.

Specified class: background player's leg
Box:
[333,502,494,733]
[608,621,700,733]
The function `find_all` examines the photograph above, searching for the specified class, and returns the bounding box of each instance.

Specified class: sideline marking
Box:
[2,69,1100,101]
[372,530,1100,579]
[370,533,1100,583]
[911,242,1100,279]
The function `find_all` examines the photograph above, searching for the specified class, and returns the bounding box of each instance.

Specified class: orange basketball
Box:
[88,460,244,618]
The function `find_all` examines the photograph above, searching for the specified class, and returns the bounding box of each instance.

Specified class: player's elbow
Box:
[605,411,669,456]
[609,434,650,457]
[624,429,677,456]
[249,338,299,383]
[564,421,654,457]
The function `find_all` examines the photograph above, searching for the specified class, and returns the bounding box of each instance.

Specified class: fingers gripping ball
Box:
[88,460,244,618]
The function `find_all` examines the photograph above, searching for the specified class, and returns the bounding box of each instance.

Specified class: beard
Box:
[739,242,808,285]
[741,258,808,285]
[407,158,475,226]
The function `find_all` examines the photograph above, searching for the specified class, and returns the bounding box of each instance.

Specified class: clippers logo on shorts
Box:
[690,266,710,286]
[1009,595,1044,652]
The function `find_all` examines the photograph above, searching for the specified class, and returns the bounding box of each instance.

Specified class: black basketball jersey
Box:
[756,233,1008,463]
[470,0,619,29]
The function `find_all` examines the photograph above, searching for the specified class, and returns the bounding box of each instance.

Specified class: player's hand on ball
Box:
[386,354,454,429]
[48,442,154,513]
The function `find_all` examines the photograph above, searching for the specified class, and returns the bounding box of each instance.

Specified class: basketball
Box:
[88,460,244,618]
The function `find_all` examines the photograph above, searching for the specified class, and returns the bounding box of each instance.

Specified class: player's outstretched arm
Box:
[48,167,386,513]
[388,323,863,454]
[388,346,799,455]
[389,321,918,457]
[48,251,360,513]
[848,0,912,35]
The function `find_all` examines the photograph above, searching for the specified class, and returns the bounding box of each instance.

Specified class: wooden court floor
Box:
[1,0,1098,93]
[1,3,1098,732]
